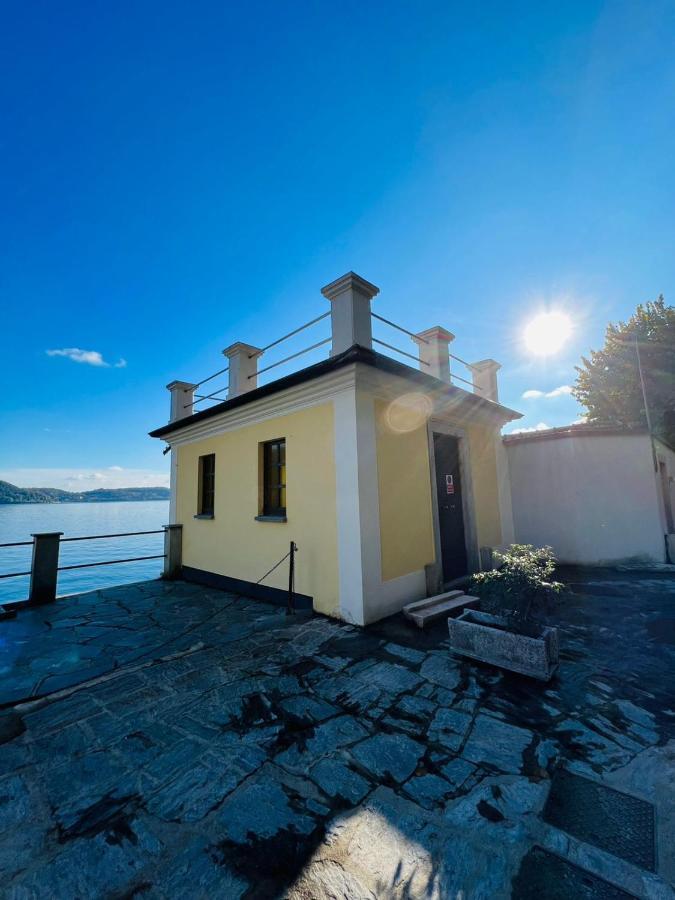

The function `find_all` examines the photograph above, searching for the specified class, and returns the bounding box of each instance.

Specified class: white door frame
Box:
[426,419,480,586]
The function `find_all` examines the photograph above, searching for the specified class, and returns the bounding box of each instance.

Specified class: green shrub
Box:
[471,544,564,627]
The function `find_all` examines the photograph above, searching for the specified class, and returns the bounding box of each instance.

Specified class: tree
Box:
[573,296,675,445]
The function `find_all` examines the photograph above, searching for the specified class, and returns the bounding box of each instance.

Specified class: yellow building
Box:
[150,272,521,625]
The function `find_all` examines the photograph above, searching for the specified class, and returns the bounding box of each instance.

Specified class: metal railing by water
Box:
[0,526,183,607]
[0,568,31,580]
[60,530,165,542]
[58,555,166,571]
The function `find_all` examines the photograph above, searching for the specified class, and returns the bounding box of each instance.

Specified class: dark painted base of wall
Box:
[181,566,314,611]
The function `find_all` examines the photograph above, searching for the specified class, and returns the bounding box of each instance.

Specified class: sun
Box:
[524,312,572,356]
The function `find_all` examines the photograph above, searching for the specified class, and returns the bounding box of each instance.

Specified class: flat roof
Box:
[150,344,522,439]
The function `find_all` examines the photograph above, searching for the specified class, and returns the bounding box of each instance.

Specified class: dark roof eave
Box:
[150,345,522,440]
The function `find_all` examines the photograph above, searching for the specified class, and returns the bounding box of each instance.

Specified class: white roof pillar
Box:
[471,359,501,402]
[321,271,380,356]
[167,380,198,422]
[411,326,455,383]
[223,342,263,397]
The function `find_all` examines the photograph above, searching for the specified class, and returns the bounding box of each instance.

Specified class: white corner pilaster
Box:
[412,326,455,382]
[223,342,263,397]
[167,380,198,423]
[333,388,366,625]
[169,445,178,524]
[321,271,380,356]
[354,390,384,616]
[472,359,501,402]
[332,380,383,625]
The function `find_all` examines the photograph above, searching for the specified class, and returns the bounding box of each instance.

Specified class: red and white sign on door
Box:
[445,474,455,495]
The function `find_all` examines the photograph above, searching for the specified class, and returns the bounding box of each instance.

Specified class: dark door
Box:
[433,432,468,582]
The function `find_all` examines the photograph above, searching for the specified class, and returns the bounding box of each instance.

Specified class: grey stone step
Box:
[405,594,479,629]
[403,591,464,616]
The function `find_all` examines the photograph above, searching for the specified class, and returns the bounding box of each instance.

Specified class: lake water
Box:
[0,501,170,604]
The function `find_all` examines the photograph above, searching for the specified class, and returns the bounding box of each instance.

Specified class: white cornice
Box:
[161,355,519,447]
[165,365,357,446]
[356,365,519,427]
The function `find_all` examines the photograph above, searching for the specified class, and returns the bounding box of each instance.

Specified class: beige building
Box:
[151,272,521,625]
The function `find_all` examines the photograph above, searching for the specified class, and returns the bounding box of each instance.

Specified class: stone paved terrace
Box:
[1,570,674,899]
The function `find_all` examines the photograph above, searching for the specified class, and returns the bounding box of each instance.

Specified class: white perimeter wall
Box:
[505,433,666,564]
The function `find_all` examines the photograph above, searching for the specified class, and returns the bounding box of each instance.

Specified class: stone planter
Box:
[448,609,559,681]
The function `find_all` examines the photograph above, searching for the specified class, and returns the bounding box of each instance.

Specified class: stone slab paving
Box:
[0,569,674,898]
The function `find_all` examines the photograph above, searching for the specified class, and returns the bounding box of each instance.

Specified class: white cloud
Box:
[547,384,573,398]
[46,348,127,368]
[0,468,169,491]
[522,384,573,400]
[508,422,552,434]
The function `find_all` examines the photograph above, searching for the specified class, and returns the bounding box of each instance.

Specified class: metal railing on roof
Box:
[371,312,429,344]
[188,311,332,408]
[372,338,429,366]
[181,306,482,413]
[247,311,330,359]
[249,337,332,379]
[370,312,481,392]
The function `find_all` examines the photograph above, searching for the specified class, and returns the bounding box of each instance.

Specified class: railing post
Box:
[167,381,198,422]
[471,359,501,402]
[163,524,183,579]
[321,272,380,355]
[412,326,455,383]
[29,532,63,605]
[287,541,297,615]
[222,343,263,397]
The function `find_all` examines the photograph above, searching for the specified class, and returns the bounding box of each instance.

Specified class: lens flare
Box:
[524,312,572,356]
[384,392,433,434]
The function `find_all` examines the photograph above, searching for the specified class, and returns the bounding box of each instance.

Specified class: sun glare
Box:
[523,312,572,356]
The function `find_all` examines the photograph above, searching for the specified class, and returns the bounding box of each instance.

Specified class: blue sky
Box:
[1,1,674,489]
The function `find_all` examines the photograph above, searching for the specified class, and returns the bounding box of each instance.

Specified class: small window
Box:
[262,438,286,517]
[198,453,215,517]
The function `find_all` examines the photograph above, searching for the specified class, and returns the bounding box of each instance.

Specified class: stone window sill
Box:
[193,514,214,520]
[254,515,287,523]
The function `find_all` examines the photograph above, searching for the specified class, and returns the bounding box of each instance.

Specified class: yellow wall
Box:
[175,403,339,616]
[374,399,436,581]
[467,422,502,549]
[374,396,503,581]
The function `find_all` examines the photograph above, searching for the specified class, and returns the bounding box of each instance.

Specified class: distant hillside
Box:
[0,480,170,504]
